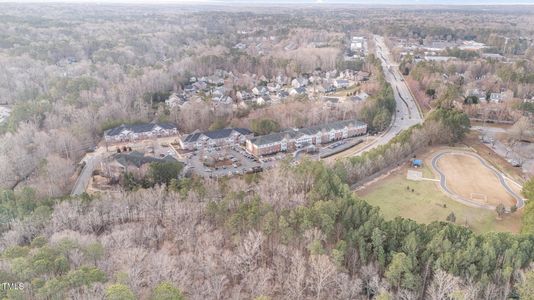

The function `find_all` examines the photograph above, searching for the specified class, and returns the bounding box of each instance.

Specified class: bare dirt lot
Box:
[436,153,516,207]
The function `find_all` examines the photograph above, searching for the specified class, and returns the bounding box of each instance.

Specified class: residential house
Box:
[258,75,268,83]
[213,95,233,105]
[236,90,254,101]
[334,79,350,89]
[277,90,290,99]
[323,97,340,109]
[339,69,356,80]
[291,77,308,88]
[318,83,337,94]
[234,43,247,50]
[184,84,196,93]
[489,90,513,104]
[104,123,179,143]
[207,75,224,86]
[211,86,226,98]
[252,86,269,96]
[356,71,370,81]
[0,106,11,124]
[490,92,503,103]
[101,151,181,180]
[325,70,338,79]
[289,87,307,96]
[275,74,289,85]
[246,119,367,156]
[350,91,370,102]
[213,69,228,78]
[255,95,271,105]
[267,83,282,93]
[165,93,187,108]
[192,81,208,91]
[179,128,253,150]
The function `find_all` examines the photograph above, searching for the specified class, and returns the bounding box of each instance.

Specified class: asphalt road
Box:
[72,36,423,193]
[431,151,525,210]
[349,35,423,157]
[71,155,100,196]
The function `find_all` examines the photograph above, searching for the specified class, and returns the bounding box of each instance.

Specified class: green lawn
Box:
[357,170,521,234]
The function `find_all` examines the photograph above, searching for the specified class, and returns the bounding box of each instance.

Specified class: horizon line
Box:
[1,1,534,5]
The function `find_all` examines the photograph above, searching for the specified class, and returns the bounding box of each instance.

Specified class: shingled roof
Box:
[112,151,179,168]
[249,119,366,146]
[183,128,252,143]
[105,123,177,137]
[248,130,301,146]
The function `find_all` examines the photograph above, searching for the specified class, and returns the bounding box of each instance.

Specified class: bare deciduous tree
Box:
[307,254,337,300]
[427,269,461,300]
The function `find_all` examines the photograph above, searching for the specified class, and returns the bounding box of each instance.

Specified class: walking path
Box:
[430,150,525,210]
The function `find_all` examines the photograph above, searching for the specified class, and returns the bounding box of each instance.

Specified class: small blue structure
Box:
[412,159,423,168]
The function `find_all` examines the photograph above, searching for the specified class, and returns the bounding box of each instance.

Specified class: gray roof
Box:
[113,151,179,168]
[249,130,301,146]
[278,91,289,97]
[293,87,306,94]
[183,127,252,143]
[105,123,177,137]
[250,119,366,146]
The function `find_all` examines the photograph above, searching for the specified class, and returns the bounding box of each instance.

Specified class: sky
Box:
[1,0,533,4]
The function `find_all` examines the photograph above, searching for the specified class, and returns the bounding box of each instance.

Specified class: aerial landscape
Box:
[1,0,534,299]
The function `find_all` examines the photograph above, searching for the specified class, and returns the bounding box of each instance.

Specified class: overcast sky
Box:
[1,0,534,4]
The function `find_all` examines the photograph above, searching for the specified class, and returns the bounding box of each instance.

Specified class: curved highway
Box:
[349,36,423,157]
[431,151,525,210]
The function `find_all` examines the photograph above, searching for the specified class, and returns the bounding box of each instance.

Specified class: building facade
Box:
[180,128,253,150]
[246,119,367,156]
[104,123,178,143]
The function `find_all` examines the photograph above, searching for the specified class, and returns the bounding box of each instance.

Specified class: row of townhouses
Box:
[179,128,253,150]
[103,119,368,158]
[104,123,179,142]
[246,119,367,156]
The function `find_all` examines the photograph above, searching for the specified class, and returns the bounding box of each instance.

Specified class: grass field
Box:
[357,166,522,234]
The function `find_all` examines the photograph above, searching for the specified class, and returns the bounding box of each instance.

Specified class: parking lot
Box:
[108,137,181,159]
[187,145,269,178]
[183,137,364,178]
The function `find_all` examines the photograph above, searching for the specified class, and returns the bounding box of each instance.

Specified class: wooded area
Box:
[0,3,534,299]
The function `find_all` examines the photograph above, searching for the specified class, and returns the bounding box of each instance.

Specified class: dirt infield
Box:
[431,151,524,210]
[436,153,514,207]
